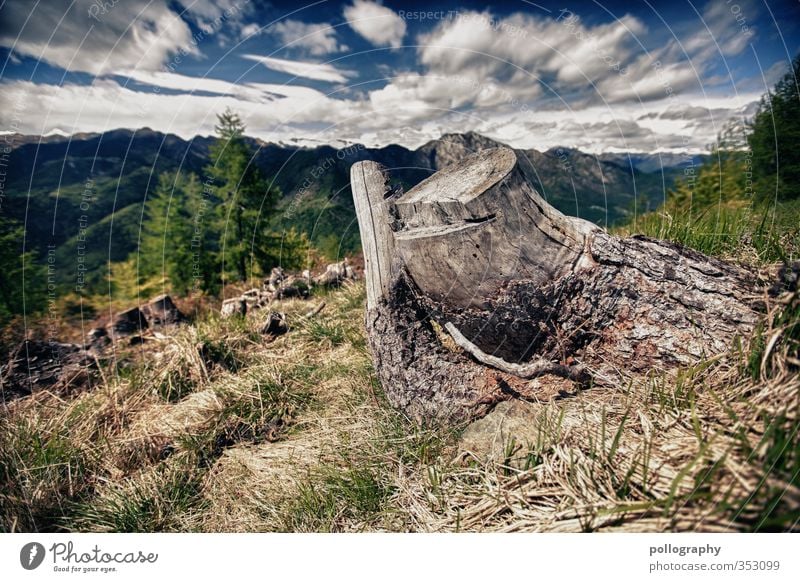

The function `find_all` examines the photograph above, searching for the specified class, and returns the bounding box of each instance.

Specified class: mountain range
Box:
[2,129,700,295]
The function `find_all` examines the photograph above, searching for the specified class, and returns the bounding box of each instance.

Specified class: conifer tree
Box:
[139,172,218,295]
[206,109,280,282]
[748,54,800,202]
[0,215,44,325]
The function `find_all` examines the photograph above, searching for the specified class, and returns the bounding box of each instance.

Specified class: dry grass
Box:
[1,279,798,532]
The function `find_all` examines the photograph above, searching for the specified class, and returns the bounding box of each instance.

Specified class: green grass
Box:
[216,363,319,447]
[66,462,206,532]
[0,417,95,532]
[2,203,798,532]
[618,199,800,264]
[280,463,394,532]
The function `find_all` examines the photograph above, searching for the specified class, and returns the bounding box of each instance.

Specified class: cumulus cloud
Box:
[344,0,406,48]
[413,8,749,108]
[415,10,659,105]
[270,19,347,55]
[684,0,756,59]
[239,23,263,40]
[0,78,363,140]
[421,12,636,75]
[0,0,196,75]
[0,1,770,155]
[242,54,355,83]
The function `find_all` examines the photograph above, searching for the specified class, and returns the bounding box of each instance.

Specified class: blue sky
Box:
[1,0,798,152]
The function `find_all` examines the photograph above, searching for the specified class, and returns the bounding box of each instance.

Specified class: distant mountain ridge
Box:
[2,129,689,294]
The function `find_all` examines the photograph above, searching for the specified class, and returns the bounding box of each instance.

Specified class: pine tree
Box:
[748,53,800,202]
[206,109,280,283]
[664,121,750,216]
[0,214,45,325]
[138,171,219,295]
[258,227,311,272]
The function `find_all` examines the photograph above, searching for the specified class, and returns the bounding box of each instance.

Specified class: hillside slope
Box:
[3,130,683,294]
[1,276,796,532]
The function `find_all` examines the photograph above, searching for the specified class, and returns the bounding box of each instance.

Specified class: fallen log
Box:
[351,147,764,422]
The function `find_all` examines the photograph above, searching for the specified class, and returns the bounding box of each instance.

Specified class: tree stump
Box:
[351,147,764,422]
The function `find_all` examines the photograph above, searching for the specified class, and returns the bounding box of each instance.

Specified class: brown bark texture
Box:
[351,147,765,422]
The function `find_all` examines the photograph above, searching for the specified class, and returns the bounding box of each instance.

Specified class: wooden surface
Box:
[393,147,598,308]
[351,161,396,310]
[350,147,767,422]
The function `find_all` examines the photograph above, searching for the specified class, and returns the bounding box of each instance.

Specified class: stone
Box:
[260,312,288,337]
[274,276,310,299]
[266,267,286,292]
[86,327,110,352]
[458,400,543,463]
[221,297,247,318]
[1,339,99,402]
[110,307,147,338]
[313,259,354,287]
[141,294,185,326]
[242,288,264,308]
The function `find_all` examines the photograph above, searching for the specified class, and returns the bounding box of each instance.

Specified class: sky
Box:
[0,0,798,153]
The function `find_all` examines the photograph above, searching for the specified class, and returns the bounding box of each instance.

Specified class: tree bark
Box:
[351,147,764,423]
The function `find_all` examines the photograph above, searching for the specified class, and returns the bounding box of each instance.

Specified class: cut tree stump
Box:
[351,147,765,422]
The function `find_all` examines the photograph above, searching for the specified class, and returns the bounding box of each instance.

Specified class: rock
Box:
[314,258,356,287]
[141,294,185,326]
[457,393,578,465]
[274,276,310,299]
[110,307,148,338]
[221,297,247,318]
[256,294,273,309]
[86,327,110,352]
[266,267,286,292]
[242,288,264,308]
[260,311,288,337]
[314,259,347,287]
[458,400,542,463]
[1,339,99,402]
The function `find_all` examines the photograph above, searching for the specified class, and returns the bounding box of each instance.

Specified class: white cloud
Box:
[0,78,364,140]
[685,0,756,59]
[412,7,760,110]
[344,0,406,48]
[270,19,346,55]
[0,73,760,155]
[0,2,769,155]
[0,0,196,75]
[121,69,335,104]
[366,72,542,123]
[121,70,274,103]
[416,10,656,105]
[242,54,355,83]
[763,59,790,85]
[176,0,252,37]
[239,23,262,40]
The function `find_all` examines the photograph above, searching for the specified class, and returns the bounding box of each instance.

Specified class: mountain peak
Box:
[415,132,509,169]
[435,131,506,149]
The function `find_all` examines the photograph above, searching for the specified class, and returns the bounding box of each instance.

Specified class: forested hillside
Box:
[1,123,689,326]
